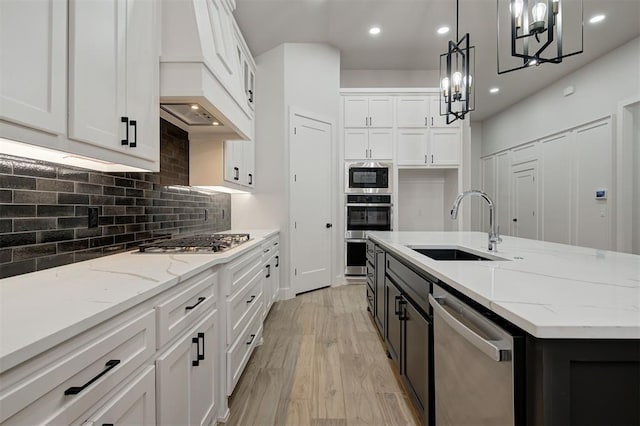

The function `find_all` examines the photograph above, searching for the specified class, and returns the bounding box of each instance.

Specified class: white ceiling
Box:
[233,0,640,121]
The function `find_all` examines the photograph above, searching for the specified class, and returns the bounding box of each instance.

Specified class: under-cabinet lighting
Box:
[191,104,199,110]
[195,186,249,194]
[0,138,149,172]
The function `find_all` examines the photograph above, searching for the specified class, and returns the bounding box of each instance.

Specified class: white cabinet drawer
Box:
[0,310,156,425]
[226,304,263,395]
[226,246,262,296]
[155,269,218,348]
[261,236,279,261]
[80,366,155,426]
[227,269,263,345]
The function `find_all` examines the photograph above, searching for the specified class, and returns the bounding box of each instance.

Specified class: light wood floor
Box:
[226,284,419,426]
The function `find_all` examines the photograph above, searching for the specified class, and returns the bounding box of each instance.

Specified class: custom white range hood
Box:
[159,0,254,141]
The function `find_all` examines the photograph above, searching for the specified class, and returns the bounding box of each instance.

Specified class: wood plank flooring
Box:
[226,284,419,426]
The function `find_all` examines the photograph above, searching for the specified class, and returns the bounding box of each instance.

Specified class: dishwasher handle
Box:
[429,293,512,362]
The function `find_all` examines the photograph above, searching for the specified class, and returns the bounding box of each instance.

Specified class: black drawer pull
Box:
[246,334,256,345]
[275,255,279,267]
[102,424,114,426]
[233,167,239,180]
[399,300,408,321]
[64,359,120,395]
[185,296,205,311]
[248,173,253,185]
[266,264,271,278]
[246,295,256,304]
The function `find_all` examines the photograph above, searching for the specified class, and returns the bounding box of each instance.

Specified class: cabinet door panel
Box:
[385,279,402,367]
[430,129,460,165]
[368,129,393,160]
[397,130,428,165]
[242,139,255,187]
[155,330,192,426]
[68,0,126,149]
[82,366,155,426]
[0,0,66,134]
[397,97,429,128]
[224,140,243,183]
[124,0,158,162]
[344,129,368,160]
[190,311,218,426]
[368,97,393,128]
[403,299,429,415]
[344,97,369,128]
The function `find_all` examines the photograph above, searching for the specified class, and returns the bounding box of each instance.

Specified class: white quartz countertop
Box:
[368,231,640,339]
[0,229,278,373]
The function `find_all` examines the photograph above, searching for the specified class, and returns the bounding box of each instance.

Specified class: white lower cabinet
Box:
[81,366,156,426]
[156,309,220,426]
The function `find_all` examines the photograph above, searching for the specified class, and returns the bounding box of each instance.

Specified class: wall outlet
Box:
[88,207,99,228]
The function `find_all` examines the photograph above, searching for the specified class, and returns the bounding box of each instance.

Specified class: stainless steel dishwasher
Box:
[429,284,517,426]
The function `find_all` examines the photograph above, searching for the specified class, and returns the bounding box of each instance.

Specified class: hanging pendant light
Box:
[439,0,475,124]
[497,0,584,74]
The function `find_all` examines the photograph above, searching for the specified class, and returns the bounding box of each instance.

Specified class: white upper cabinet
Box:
[397,129,428,165]
[344,96,393,128]
[68,0,158,163]
[397,97,429,128]
[224,138,254,188]
[344,128,392,160]
[430,129,460,165]
[397,128,460,166]
[0,0,67,135]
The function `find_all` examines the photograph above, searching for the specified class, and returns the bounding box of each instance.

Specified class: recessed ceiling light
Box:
[191,104,199,110]
[589,14,605,24]
[212,121,220,126]
[489,87,500,94]
[369,26,381,35]
[437,26,450,35]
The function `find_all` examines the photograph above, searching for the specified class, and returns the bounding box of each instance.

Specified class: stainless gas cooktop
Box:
[139,233,251,254]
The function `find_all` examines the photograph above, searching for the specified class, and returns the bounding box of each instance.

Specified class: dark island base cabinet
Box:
[385,262,434,426]
[526,338,640,426]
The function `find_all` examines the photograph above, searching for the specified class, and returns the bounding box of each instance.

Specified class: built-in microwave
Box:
[345,161,392,194]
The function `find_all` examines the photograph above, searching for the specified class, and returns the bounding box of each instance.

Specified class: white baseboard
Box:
[217,408,230,424]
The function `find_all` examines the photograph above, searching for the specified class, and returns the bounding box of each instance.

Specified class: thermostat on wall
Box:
[595,189,607,200]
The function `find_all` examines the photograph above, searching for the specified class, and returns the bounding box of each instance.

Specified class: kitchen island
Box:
[366,231,640,426]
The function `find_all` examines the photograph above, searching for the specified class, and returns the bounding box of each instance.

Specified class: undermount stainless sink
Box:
[409,246,507,261]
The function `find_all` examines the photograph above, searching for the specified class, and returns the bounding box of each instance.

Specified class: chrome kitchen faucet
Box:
[451,190,502,251]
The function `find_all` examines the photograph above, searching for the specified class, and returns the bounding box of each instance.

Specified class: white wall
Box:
[398,170,445,231]
[469,121,483,231]
[632,104,640,254]
[482,37,640,157]
[340,69,439,88]
[232,43,341,297]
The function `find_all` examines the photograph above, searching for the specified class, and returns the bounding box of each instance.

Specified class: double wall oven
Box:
[345,162,392,276]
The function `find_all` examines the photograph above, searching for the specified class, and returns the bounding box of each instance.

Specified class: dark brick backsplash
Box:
[0,119,231,279]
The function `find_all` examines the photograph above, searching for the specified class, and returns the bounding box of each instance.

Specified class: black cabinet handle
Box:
[394,295,402,315]
[248,89,253,103]
[102,424,114,426]
[246,333,256,345]
[121,117,129,145]
[275,256,279,267]
[513,218,518,222]
[246,295,256,304]
[233,167,239,181]
[64,359,120,395]
[326,223,332,228]
[248,173,253,185]
[185,296,205,311]
[266,264,271,278]
[129,120,137,148]
[399,301,408,321]
[192,332,205,366]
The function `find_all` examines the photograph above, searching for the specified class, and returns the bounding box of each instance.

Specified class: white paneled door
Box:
[512,164,538,239]
[290,112,332,295]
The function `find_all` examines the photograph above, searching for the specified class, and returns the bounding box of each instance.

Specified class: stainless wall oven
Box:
[345,194,392,276]
[345,161,392,194]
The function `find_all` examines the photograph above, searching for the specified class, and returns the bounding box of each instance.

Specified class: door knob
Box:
[326,223,333,228]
